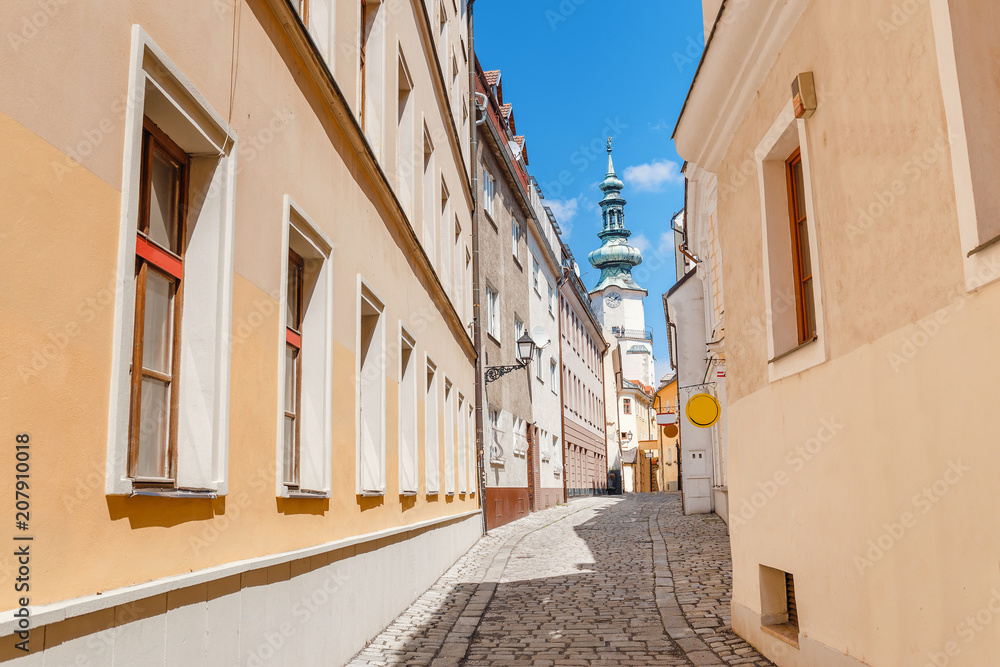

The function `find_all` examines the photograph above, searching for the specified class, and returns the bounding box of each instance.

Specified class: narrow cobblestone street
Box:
[349,494,773,666]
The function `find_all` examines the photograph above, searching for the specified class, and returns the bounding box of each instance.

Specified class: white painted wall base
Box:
[733,603,870,667]
[3,513,482,667]
[713,487,729,525]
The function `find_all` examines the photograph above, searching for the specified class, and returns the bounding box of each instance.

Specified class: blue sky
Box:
[474,0,706,381]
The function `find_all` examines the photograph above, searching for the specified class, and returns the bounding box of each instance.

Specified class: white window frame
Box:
[357,277,387,495]
[483,169,496,218]
[277,196,334,498]
[457,392,467,494]
[106,26,237,496]
[929,0,1000,292]
[485,284,500,340]
[512,219,521,262]
[754,101,828,382]
[425,356,441,494]
[444,378,455,495]
[550,358,558,393]
[398,326,419,495]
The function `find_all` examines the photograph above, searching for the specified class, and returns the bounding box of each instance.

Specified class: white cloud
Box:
[656,231,675,258]
[546,197,579,224]
[631,233,652,254]
[623,159,684,192]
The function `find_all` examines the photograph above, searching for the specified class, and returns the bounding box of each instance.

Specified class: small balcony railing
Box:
[612,326,653,343]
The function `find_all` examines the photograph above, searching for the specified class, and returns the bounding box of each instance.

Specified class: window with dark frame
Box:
[786,148,817,344]
[128,117,189,486]
[623,398,631,415]
[283,249,305,489]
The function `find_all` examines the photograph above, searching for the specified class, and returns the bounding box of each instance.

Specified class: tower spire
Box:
[588,139,645,294]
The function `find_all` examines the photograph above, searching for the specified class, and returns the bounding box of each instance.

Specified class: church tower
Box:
[589,139,655,389]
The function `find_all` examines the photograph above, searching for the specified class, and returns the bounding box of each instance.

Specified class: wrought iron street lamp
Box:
[484,333,536,383]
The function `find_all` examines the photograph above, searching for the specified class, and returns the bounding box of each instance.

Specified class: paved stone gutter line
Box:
[654,497,775,667]
[649,502,723,667]
[429,498,608,667]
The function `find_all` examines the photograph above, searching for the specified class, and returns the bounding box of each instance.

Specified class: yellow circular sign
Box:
[686,393,721,428]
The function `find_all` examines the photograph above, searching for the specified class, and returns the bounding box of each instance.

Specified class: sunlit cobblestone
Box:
[348,494,774,667]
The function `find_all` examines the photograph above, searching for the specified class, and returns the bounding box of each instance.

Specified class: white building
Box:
[588,141,656,478]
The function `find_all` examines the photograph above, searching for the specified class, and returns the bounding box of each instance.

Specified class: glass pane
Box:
[283,415,297,485]
[136,377,170,478]
[797,220,812,277]
[802,278,817,338]
[287,260,302,330]
[792,159,806,220]
[148,147,181,253]
[284,344,298,414]
[142,270,174,374]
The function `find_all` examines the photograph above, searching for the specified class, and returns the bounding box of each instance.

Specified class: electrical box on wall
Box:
[792,72,816,119]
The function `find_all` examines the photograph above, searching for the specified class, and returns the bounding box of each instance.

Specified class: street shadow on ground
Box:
[349,497,698,666]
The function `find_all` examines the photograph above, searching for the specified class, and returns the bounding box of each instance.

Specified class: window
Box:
[444,379,455,495]
[425,359,440,494]
[514,315,524,344]
[541,430,550,462]
[399,330,418,495]
[547,282,555,317]
[358,281,386,495]
[483,169,495,218]
[623,398,632,415]
[549,358,558,391]
[283,250,303,489]
[552,435,561,476]
[512,219,521,261]
[534,347,543,381]
[278,199,334,497]
[128,119,188,485]
[760,565,800,646]
[786,149,816,344]
[467,403,476,493]
[108,28,237,496]
[361,0,385,161]
[485,285,500,340]
[397,51,415,220]
[422,123,436,255]
[457,393,467,494]
[532,256,540,294]
[754,103,826,379]
[296,0,334,62]
[441,179,451,287]
[488,407,503,463]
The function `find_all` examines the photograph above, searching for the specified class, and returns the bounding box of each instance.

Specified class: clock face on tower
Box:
[606,291,622,308]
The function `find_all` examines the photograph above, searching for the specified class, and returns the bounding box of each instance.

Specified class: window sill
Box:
[285,490,330,499]
[967,232,1000,258]
[485,210,498,232]
[128,488,218,499]
[512,254,522,270]
[400,491,418,497]
[487,332,501,346]
[360,490,384,497]
[768,336,817,365]
[760,624,799,649]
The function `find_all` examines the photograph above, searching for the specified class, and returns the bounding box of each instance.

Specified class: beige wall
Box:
[1,0,477,612]
[685,0,1000,664]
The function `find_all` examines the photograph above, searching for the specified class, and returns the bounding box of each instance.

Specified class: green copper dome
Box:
[588,139,646,294]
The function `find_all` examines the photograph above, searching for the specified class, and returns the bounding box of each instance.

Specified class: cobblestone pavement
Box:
[348,494,774,667]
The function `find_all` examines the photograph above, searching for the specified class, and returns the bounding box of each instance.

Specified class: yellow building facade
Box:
[675,0,1000,664]
[1,1,480,663]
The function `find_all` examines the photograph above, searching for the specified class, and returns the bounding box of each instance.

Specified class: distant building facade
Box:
[474,63,534,530]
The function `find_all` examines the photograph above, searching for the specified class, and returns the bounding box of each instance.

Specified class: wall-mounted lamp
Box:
[484,333,536,383]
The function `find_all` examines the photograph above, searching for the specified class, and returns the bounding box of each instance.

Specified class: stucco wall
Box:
[0,0,478,614]
[701,0,1000,664]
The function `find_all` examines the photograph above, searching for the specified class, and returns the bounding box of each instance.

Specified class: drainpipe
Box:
[467,0,486,535]
[557,273,568,503]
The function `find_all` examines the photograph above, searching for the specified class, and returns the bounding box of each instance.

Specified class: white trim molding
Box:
[754,101,828,382]
[106,25,237,496]
[276,196,334,498]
